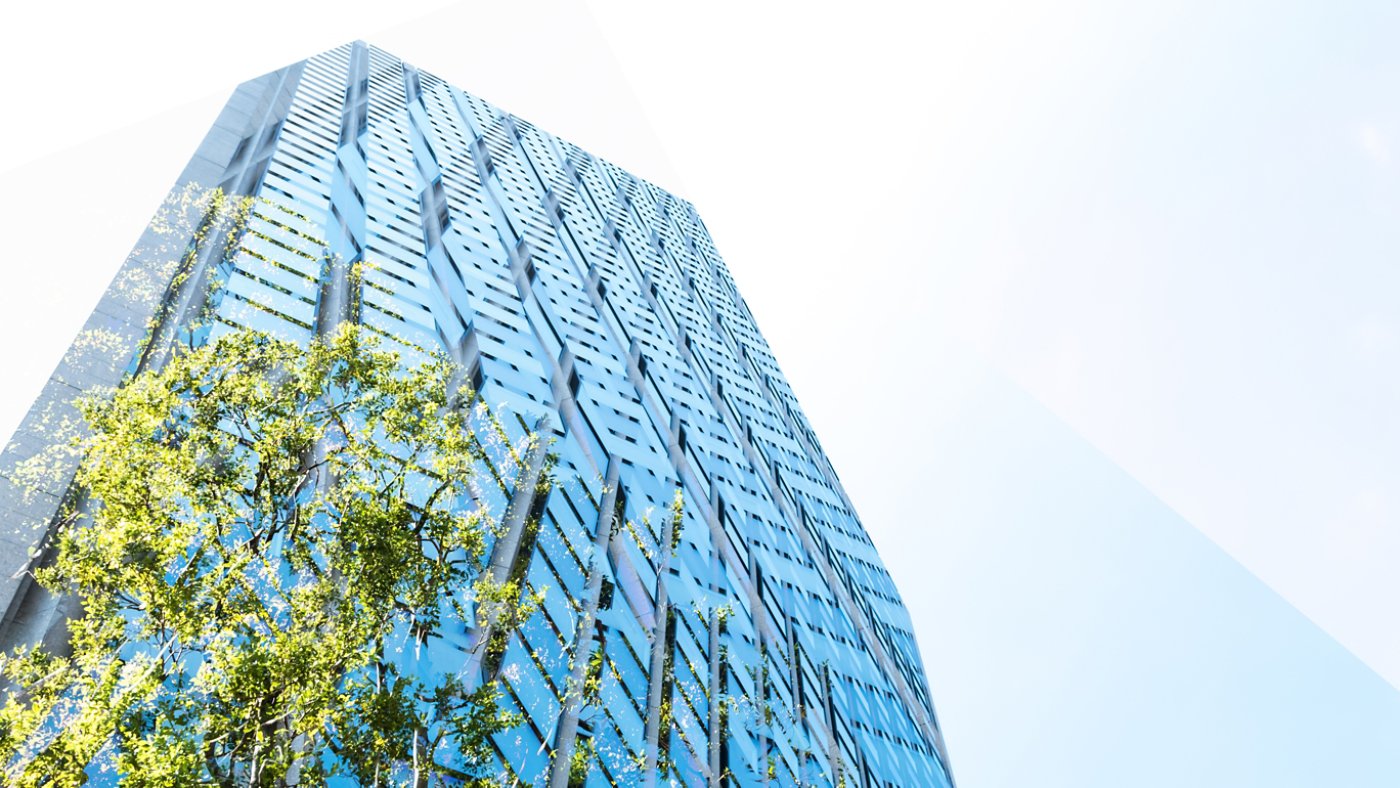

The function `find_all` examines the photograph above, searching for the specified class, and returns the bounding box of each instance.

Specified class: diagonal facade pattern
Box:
[0,42,952,787]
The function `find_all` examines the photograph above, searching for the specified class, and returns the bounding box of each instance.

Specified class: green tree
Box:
[0,324,546,786]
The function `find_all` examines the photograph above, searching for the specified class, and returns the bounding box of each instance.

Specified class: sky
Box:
[2,2,1399,785]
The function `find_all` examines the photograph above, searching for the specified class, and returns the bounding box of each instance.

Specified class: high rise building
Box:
[0,42,952,786]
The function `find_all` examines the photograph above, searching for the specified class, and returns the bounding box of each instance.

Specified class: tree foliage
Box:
[0,324,543,786]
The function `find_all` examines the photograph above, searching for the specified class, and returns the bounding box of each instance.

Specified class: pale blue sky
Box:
[2,2,1398,785]
[885,339,1400,785]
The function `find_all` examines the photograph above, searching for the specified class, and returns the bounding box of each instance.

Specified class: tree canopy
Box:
[1,324,545,786]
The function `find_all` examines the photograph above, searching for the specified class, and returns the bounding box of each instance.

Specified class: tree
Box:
[0,324,547,786]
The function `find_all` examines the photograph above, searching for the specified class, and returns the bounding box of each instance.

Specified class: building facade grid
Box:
[0,42,952,787]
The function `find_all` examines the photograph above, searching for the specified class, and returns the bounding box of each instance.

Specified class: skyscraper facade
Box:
[0,42,952,786]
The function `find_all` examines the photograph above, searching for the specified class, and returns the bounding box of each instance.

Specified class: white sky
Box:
[3,2,1399,785]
